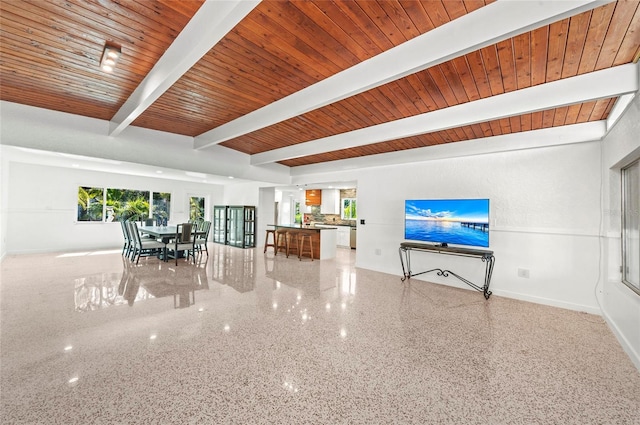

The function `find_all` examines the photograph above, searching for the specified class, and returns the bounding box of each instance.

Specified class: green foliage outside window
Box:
[107,189,150,222]
[153,192,171,221]
[342,198,357,220]
[77,187,167,222]
[294,201,301,223]
[77,186,104,221]
[190,197,205,222]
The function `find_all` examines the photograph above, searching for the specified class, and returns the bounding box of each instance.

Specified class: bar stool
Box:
[286,232,299,258]
[275,230,288,256]
[264,228,276,253]
[298,233,314,261]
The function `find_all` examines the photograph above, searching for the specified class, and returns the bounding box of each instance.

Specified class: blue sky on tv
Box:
[405,199,489,223]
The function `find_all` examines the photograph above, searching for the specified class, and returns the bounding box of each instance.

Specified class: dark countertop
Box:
[314,223,357,228]
[270,224,337,231]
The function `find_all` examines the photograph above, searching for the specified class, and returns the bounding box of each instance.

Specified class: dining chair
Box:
[140,218,158,239]
[129,221,166,264]
[166,223,196,266]
[195,220,211,255]
[120,220,132,257]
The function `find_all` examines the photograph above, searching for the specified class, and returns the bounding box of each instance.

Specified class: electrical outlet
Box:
[375,248,381,255]
[517,268,530,278]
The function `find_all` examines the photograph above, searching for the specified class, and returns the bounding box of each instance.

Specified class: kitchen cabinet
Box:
[316,224,352,248]
[320,189,340,214]
[335,226,351,247]
[305,189,322,206]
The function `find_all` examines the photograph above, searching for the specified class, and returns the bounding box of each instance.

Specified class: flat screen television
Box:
[404,199,490,248]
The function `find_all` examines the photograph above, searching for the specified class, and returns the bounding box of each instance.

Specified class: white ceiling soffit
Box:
[250,63,639,165]
[194,0,612,150]
[108,0,261,137]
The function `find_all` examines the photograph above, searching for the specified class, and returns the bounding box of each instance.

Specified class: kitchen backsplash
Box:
[303,189,357,227]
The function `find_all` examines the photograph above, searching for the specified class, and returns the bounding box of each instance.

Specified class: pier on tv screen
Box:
[404,199,490,248]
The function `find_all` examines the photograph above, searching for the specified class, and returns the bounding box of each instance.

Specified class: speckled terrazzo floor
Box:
[1,245,639,424]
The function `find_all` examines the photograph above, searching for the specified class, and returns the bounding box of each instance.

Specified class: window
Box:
[77,186,104,221]
[107,189,150,222]
[152,192,171,222]
[190,196,205,222]
[622,160,639,295]
[77,187,169,222]
[342,198,357,220]
[294,201,301,224]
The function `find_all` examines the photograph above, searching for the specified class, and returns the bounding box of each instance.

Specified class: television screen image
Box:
[404,199,490,248]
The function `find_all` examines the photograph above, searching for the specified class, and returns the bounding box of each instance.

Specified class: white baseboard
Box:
[491,289,602,315]
[601,309,640,372]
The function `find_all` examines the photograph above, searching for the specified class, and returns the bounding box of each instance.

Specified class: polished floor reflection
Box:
[1,244,639,424]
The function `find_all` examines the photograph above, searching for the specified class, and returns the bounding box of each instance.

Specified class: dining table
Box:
[138,225,204,261]
[139,225,180,241]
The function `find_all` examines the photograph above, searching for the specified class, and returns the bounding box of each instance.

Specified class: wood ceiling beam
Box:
[250,63,639,165]
[194,0,614,150]
[108,0,260,137]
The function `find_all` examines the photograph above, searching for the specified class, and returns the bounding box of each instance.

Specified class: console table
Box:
[399,242,495,299]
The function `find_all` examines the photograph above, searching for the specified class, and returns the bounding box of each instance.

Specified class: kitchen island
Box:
[271,225,337,260]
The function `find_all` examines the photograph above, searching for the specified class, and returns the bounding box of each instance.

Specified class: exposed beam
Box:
[109,0,260,137]
[194,0,613,150]
[607,93,637,131]
[288,122,607,177]
[250,63,639,165]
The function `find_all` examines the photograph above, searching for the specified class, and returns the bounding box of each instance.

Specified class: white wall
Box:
[0,147,7,258]
[258,187,276,248]
[294,140,603,314]
[223,181,261,206]
[601,93,640,370]
[358,142,602,312]
[3,161,224,254]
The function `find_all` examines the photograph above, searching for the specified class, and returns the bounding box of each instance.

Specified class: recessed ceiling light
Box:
[156,170,163,174]
[185,171,206,179]
[228,176,234,179]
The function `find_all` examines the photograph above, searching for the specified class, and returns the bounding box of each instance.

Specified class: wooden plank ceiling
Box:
[1,0,639,169]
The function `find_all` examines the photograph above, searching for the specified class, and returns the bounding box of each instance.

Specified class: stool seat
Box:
[286,231,298,258]
[275,230,288,255]
[264,229,276,253]
[298,233,314,261]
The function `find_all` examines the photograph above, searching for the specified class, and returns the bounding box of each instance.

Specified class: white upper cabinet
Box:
[320,189,340,214]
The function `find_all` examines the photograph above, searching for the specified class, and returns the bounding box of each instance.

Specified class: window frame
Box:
[621,159,640,296]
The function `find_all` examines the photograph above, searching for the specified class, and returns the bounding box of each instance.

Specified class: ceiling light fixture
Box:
[100,43,121,73]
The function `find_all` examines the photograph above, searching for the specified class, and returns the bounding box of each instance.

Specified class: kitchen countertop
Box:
[270,224,337,230]
[313,223,357,228]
